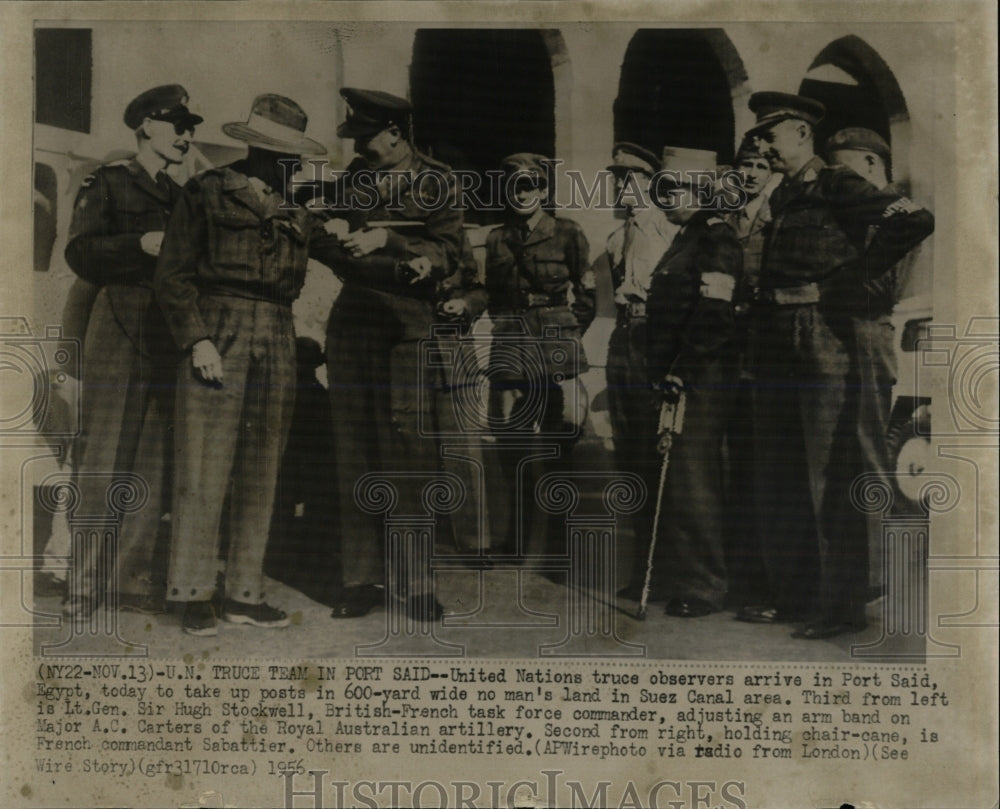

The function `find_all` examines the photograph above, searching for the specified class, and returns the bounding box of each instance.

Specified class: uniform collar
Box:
[522,209,554,245]
[124,157,174,203]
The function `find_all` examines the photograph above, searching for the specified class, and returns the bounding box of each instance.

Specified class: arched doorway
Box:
[798,35,910,184]
[410,29,562,224]
[615,29,747,166]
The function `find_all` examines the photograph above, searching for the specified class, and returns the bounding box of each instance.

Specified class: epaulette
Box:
[80,159,131,188]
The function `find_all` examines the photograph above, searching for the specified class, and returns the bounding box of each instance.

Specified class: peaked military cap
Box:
[337,88,412,138]
[746,92,825,138]
[825,127,891,161]
[607,142,660,177]
[124,84,203,131]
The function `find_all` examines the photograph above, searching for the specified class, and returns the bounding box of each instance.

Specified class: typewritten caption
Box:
[33,662,947,780]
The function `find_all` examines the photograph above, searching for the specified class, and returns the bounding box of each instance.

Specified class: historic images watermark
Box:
[281,770,748,809]
[281,159,750,214]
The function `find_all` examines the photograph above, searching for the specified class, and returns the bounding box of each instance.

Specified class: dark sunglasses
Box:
[150,115,196,136]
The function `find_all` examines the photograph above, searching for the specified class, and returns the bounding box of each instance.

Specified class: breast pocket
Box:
[529,247,570,285]
[116,204,168,236]
[779,207,855,273]
[209,211,261,272]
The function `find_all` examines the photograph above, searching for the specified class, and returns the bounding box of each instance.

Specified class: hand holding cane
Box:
[637,375,686,620]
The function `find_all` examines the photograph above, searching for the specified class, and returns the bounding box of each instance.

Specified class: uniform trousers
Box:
[751,303,866,619]
[326,285,438,597]
[167,295,295,604]
[809,315,896,623]
[655,357,733,609]
[605,316,662,590]
[72,287,173,602]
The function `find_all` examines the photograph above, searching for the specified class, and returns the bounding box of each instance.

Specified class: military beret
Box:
[337,88,412,138]
[500,153,551,186]
[825,127,891,161]
[124,84,203,131]
[746,92,825,138]
[607,142,659,177]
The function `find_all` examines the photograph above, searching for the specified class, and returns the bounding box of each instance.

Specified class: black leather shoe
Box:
[735,604,793,624]
[665,598,715,618]
[792,619,867,640]
[330,585,384,619]
[405,593,444,623]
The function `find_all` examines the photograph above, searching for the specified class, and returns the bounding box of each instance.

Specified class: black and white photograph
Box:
[1,4,996,808]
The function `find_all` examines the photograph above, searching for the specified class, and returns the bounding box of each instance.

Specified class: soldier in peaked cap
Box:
[643,146,743,618]
[154,93,337,636]
[737,93,934,639]
[600,142,679,600]
[63,84,203,620]
[310,87,470,622]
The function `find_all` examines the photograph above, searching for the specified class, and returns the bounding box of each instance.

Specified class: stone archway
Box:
[799,34,911,184]
[615,29,749,165]
[410,28,569,224]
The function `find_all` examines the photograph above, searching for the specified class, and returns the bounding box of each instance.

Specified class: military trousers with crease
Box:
[167,295,295,604]
[71,286,174,603]
[326,284,440,597]
[750,302,866,618]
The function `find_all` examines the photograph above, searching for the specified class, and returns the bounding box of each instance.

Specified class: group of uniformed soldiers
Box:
[55,81,933,641]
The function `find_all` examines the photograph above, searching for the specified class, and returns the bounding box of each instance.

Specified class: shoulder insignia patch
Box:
[883,197,923,216]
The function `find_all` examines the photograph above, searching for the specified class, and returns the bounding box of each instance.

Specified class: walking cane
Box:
[637,375,686,620]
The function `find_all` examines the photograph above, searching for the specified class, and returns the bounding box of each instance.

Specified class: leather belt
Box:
[200,284,293,308]
[520,291,567,309]
[752,282,821,306]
